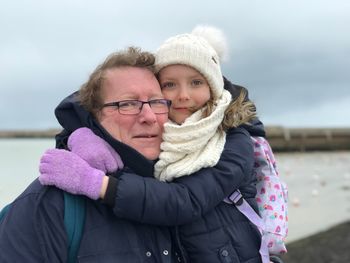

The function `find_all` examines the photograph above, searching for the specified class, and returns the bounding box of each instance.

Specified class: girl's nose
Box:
[177,87,190,101]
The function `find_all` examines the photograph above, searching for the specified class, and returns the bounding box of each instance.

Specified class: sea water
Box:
[1,138,350,243]
[0,138,54,208]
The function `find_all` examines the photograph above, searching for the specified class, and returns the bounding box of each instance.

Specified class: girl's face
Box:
[158,64,211,124]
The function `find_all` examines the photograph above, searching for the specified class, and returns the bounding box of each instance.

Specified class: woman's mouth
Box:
[134,134,157,139]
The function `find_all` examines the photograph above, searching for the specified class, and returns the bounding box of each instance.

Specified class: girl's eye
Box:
[192,79,203,86]
[161,82,175,89]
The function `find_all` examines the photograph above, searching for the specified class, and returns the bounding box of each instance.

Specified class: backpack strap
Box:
[224,190,270,263]
[63,192,86,263]
[1,193,86,262]
[0,204,11,222]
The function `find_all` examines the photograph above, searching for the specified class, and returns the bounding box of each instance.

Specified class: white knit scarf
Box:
[154,89,232,182]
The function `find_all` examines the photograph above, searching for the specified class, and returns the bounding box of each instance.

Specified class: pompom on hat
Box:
[155,25,228,100]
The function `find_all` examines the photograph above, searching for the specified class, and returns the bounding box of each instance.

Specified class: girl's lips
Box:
[173,107,191,112]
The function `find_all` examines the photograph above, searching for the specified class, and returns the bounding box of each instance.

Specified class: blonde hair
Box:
[79,47,156,117]
[203,89,257,131]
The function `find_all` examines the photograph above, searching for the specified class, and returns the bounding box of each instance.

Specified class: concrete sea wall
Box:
[1,127,350,152]
[266,127,350,151]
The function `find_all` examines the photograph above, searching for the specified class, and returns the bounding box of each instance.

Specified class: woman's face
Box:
[158,64,211,124]
[98,67,168,160]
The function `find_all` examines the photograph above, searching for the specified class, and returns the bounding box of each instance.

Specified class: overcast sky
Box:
[1,0,349,129]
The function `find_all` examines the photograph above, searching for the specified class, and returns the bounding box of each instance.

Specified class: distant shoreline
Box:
[0,129,61,138]
[1,127,350,152]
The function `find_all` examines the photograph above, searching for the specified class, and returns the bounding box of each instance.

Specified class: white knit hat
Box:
[155,25,228,100]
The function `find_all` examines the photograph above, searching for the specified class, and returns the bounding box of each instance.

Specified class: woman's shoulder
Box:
[9,179,65,220]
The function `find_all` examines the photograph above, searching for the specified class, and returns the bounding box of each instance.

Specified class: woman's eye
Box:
[161,82,175,89]
[119,101,138,108]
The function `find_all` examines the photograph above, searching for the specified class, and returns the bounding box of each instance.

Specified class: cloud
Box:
[263,95,350,127]
[1,0,349,129]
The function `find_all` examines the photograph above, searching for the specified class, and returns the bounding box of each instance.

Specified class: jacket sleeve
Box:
[111,127,254,226]
[0,182,67,262]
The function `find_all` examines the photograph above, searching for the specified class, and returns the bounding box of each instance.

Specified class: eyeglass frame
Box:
[101,99,172,115]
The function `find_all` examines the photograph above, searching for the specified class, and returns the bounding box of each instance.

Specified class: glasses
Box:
[102,99,172,115]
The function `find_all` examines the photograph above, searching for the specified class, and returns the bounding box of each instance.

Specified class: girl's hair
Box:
[202,89,257,131]
[79,46,156,117]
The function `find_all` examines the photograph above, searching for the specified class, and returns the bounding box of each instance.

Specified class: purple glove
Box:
[68,127,124,173]
[39,149,104,200]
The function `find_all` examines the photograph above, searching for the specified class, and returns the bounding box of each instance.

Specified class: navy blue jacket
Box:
[0,107,177,261]
[0,78,263,262]
[109,128,262,263]
[0,179,177,262]
[99,80,264,262]
[55,78,263,262]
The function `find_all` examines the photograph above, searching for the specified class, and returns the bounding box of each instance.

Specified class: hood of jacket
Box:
[54,91,155,177]
[223,76,266,137]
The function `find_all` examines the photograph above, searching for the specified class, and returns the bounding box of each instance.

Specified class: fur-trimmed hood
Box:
[223,76,266,137]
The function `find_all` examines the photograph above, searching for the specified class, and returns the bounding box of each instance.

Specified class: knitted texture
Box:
[154,90,232,181]
[68,127,124,173]
[39,149,104,200]
[155,25,227,100]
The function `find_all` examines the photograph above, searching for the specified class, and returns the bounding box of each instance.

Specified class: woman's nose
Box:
[138,103,157,123]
